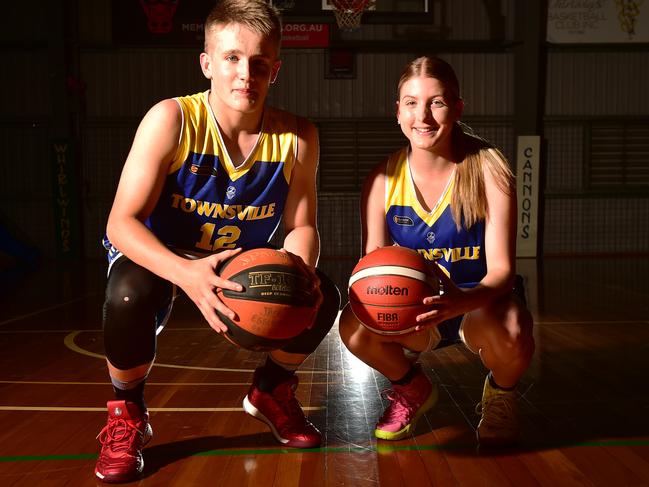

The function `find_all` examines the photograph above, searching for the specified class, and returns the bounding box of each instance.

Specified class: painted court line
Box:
[535,320,648,325]
[63,331,337,375]
[2,440,649,464]
[0,380,338,386]
[0,406,325,412]
[0,296,93,327]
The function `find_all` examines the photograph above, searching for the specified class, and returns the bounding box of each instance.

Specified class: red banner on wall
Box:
[281,23,329,48]
[113,3,330,48]
[113,0,212,45]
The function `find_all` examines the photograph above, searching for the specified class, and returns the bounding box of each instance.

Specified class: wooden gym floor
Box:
[0,256,648,486]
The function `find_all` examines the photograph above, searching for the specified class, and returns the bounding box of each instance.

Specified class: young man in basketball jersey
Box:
[94,1,340,482]
[338,56,535,446]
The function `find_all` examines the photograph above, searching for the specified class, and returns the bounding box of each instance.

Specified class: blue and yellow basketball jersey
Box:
[384,147,486,288]
[143,91,297,255]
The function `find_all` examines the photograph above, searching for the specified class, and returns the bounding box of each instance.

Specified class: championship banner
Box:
[547,0,649,43]
[516,136,541,258]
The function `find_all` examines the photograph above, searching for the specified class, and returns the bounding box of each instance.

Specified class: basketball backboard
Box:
[270,0,435,24]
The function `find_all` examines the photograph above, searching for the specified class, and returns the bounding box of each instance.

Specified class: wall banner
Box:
[547,0,649,43]
[51,140,81,259]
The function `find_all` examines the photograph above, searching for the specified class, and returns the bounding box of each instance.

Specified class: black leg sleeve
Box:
[102,257,174,370]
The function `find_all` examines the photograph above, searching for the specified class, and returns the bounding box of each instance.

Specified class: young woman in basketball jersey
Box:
[94,1,340,482]
[338,56,535,445]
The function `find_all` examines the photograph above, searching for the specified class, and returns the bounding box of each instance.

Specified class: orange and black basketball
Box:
[216,248,319,351]
[348,246,440,335]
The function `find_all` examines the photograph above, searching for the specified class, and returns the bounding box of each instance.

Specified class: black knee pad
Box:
[103,257,173,369]
[280,269,341,355]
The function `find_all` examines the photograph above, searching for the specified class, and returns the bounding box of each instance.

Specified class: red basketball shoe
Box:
[374,366,438,440]
[243,370,321,448]
[95,400,153,483]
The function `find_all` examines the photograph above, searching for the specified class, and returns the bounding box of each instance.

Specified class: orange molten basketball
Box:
[348,246,439,335]
[216,248,318,351]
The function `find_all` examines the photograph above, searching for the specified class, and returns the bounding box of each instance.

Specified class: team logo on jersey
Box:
[226,186,236,199]
[190,164,218,176]
[393,215,414,226]
[426,231,436,244]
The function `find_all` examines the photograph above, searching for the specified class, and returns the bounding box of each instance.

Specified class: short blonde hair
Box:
[204,0,282,52]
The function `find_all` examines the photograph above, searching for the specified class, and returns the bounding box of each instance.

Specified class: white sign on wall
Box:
[516,136,541,258]
[547,0,649,43]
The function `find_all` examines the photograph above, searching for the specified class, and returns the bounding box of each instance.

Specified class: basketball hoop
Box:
[331,0,374,32]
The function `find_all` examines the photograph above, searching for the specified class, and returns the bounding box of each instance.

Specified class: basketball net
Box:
[331,0,374,31]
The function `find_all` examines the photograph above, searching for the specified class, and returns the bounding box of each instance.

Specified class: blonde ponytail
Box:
[451,129,514,230]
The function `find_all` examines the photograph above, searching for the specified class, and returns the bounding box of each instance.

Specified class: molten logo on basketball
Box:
[366,285,408,296]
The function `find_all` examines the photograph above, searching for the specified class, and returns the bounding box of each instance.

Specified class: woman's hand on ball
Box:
[414,262,465,331]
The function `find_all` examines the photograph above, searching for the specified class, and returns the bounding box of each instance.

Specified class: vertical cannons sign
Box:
[52,140,81,259]
[516,136,541,258]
